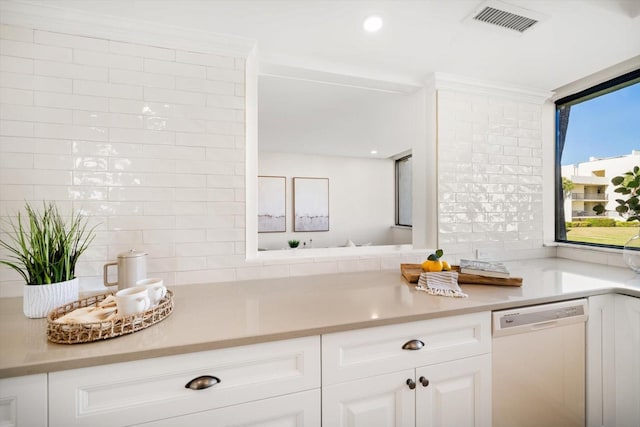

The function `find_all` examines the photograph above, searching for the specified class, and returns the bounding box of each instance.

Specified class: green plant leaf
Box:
[435,249,443,258]
[0,201,96,285]
[612,176,625,185]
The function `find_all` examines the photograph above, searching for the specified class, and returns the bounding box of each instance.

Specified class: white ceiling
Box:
[22,0,640,158]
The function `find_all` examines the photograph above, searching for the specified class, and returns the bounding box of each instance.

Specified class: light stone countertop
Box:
[2,257,640,378]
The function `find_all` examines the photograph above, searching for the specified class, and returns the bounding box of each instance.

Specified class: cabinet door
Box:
[0,374,47,427]
[322,369,415,427]
[586,294,616,427]
[615,294,640,427]
[134,389,320,427]
[415,354,491,427]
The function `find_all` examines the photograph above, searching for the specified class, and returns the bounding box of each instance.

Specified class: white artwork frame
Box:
[293,177,329,232]
[258,176,286,233]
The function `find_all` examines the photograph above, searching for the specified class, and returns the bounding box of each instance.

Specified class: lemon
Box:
[442,261,451,271]
[421,259,443,272]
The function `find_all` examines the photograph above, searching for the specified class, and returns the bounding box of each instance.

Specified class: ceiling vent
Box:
[467,1,547,34]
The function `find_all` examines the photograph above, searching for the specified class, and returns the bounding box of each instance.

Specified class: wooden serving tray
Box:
[400,264,522,287]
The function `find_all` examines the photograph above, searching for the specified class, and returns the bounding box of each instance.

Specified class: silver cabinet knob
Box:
[185,375,221,390]
[402,339,425,350]
[406,378,416,390]
[419,376,430,387]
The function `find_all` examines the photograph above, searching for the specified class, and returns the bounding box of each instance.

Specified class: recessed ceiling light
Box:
[363,15,383,32]
[370,150,378,155]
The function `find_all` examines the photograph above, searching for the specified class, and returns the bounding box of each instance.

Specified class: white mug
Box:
[115,286,151,316]
[136,278,167,306]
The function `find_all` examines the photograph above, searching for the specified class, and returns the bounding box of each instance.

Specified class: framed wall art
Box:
[258,176,286,233]
[293,177,329,232]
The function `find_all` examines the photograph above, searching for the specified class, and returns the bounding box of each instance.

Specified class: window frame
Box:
[555,68,640,248]
[395,154,413,227]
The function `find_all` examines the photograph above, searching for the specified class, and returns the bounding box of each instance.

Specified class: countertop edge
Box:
[2,285,635,379]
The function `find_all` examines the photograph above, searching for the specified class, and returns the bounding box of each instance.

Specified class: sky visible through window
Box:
[561,82,640,165]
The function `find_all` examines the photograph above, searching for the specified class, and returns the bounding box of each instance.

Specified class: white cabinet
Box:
[0,374,47,427]
[416,355,491,427]
[322,369,416,426]
[588,293,640,427]
[586,294,616,427]
[49,336,320,427]
[321,312,491,427]
[615,294,640,427]
[134,389,320,427]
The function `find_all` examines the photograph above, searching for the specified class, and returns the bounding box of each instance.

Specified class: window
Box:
[555,69,640,247]
[396,154,412,227]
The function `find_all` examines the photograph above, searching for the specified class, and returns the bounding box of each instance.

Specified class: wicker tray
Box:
[47,290,174,344]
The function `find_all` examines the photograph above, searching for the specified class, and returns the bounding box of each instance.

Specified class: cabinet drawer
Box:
[134,389,320,427]
[49,336,320,427]
[322,312,490,385]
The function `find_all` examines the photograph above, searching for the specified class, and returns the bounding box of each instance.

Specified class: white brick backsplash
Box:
[0,24,33,42]
[73,110,143,129]
[73,80,143,99]
[34,123,107,141]
[176,132,235,148]
[109,127,174,145]
[34,59,108,81]
[110,69,175,89]
[206,66,244,83]
[109,40,174,61]
[0,54,33,73]
[0,87,33,105]
[142,144,204,160]
[0,152,32,169]
[0,39,72,62]
[0,168,71,185]
[144,87,206,105]
[108,186,173,202]
[35,91,109,111]
[176,50,234,68]
[206,93,244,109]
[175,76,235,95]
[144,58,205,78]
[0,71,72,93]
[34,30,108,52]
[0,184,33,201]
[33,153,73,170]
[74,49,143,71]
[0,104,72,123]
[0,22,551,297]
[0,119,33,136]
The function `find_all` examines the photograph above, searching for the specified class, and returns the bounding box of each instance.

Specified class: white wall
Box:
[0,7,559,297]
[258,151,400,250]
[433,79,549,258]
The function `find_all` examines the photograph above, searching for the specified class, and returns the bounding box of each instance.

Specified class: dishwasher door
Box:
[492,299,588,427]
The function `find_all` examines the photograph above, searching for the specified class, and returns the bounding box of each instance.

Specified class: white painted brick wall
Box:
[437,90,544,256]
[0,21,553,297]
[0,24,252,296]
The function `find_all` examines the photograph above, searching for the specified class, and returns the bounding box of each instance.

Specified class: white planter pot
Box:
[23,278,79,319]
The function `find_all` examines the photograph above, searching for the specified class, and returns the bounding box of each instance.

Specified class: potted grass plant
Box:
[0,202,96,318]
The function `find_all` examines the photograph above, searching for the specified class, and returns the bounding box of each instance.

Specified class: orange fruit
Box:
[421,259,443,272]
[442,261,451,271]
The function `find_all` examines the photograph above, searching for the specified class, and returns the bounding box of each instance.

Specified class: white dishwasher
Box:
[492,299,588,427]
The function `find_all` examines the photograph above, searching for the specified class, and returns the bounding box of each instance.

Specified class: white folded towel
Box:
[416,271,468,298]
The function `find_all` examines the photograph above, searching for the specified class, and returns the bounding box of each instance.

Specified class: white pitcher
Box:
[103,249,148,291]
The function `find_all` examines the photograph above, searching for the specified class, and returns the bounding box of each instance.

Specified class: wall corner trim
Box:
[426,72,553,104]
[0,0,257,58]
